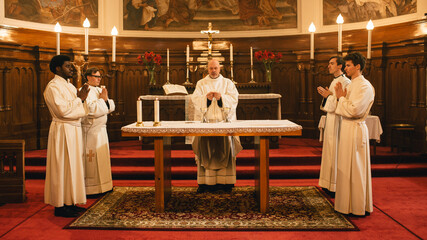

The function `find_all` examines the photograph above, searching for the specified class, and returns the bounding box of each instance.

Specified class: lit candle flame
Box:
[54,22,62,33]
[336,14,344,24]
[308,22,316,32]
[366,20,374,30]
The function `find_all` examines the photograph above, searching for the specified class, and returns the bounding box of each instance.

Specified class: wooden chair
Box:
[0,140,26,203]
[389,124,416,153]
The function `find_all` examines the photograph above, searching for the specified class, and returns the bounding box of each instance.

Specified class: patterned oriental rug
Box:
[67,186,357,231]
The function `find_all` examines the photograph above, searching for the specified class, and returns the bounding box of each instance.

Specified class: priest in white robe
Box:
[81,67,115,196]
[44,55,90,217]
[317,56,351,195]
[191,59,243,193]
[334,52,375,216]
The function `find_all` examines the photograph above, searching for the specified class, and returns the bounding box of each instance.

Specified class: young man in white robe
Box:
[317,56,351,196]
[44,55,90,217]
[191,59,243,193]
[81,67,115,196]
[334,52,375,216]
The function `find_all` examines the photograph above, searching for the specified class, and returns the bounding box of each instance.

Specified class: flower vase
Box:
[149,69,156,85]
[265,68,272,82]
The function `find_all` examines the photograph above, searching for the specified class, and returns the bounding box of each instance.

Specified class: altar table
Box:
[122,120,302,213]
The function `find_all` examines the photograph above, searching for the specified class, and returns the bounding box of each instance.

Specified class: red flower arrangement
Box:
[137,51,162,84]
[254,50,282,82]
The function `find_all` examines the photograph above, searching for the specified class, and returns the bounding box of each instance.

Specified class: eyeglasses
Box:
[90,75,102,79]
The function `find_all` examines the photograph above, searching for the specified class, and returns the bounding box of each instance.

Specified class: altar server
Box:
[44,55,90,217]
[191,59,242,193]
[334,52,375,216]
[81,67,115,196]
[317,56,350,195]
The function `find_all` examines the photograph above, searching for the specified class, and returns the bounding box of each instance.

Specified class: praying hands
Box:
[334,82,347,100]
[317,86,332,98]
[206,92,221,101]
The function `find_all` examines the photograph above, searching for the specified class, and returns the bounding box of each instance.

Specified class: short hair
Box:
[84,67,100,83]
[49,55,71,74]
[329,56,345,72]
[343,52,366,71]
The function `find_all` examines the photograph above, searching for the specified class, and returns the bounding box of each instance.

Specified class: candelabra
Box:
[230,60,236,84]
[249,65,255,83]
[165,65,171,85]
[184,60,198,85]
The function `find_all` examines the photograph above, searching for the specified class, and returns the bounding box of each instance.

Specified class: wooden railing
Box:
[0,140,26,203]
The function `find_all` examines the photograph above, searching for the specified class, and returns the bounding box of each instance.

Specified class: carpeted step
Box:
[24,163,427,180]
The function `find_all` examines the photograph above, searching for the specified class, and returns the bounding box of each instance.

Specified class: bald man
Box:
[191,59,242,193]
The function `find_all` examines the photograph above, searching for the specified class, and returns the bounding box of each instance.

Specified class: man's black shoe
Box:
[197,184,208,193]
[67,205,86,213]
[54,207,79,218]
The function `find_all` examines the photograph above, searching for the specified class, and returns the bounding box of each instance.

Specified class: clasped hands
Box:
[334,82,347,99]
[206,91,221,101]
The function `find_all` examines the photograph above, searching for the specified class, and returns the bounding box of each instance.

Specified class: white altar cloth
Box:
[318,115,383,142]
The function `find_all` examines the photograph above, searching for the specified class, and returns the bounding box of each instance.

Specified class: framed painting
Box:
[323,0,417,25]
[4,0,99,28]
[123,0,298,31]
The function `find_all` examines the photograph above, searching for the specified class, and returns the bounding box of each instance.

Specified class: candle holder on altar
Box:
[184,60,198,85]
[230,60,236,84]
[165,66,171,85]
[153,121,161,127]
[72,54,89,88]
[249,66,256,83]
[136,121,144,127]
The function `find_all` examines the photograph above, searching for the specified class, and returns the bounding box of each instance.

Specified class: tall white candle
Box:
[111,26,118,62]
[366,20,374,59]
[137,99,142,123]
[83,18,90,55]
[186,45,190,62]
[54,23,62,55]
[250,47,253,66]
[308,22,316,60]
[230,44,233,61]
[250,47,253,79]
[336,14,344,53]
[167,48,169,81]
[154,98,160,122]
[186,45,190,79]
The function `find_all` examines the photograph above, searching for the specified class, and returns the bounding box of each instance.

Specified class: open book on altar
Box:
[162,84,188,95]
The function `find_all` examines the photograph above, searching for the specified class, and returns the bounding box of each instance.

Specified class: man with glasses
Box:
[81,67,115,197]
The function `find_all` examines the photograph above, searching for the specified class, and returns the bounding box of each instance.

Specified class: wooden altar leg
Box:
[254,136,269,213]
[154,137,171,212]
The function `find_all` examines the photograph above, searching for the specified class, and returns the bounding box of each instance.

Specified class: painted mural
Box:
[123,0,297,31]
[323,0,417,25]
[4,0,98,28]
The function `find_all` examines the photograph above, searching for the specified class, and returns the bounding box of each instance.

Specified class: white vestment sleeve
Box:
[336,79,374,118]
[44,83,87,120]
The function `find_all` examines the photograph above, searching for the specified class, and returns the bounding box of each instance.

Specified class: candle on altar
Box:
[111,26,118,62]
[250,47,253,79]
[154,98,160,122]
[230,44,233,61]
[186,45,190,79]
[54,22,62,55]
[366,20,374,59]
[308,22,316,60]
[167,48,169,81]
[83,18,90,55]
[137,99,142,123]
[336,14,344,52]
